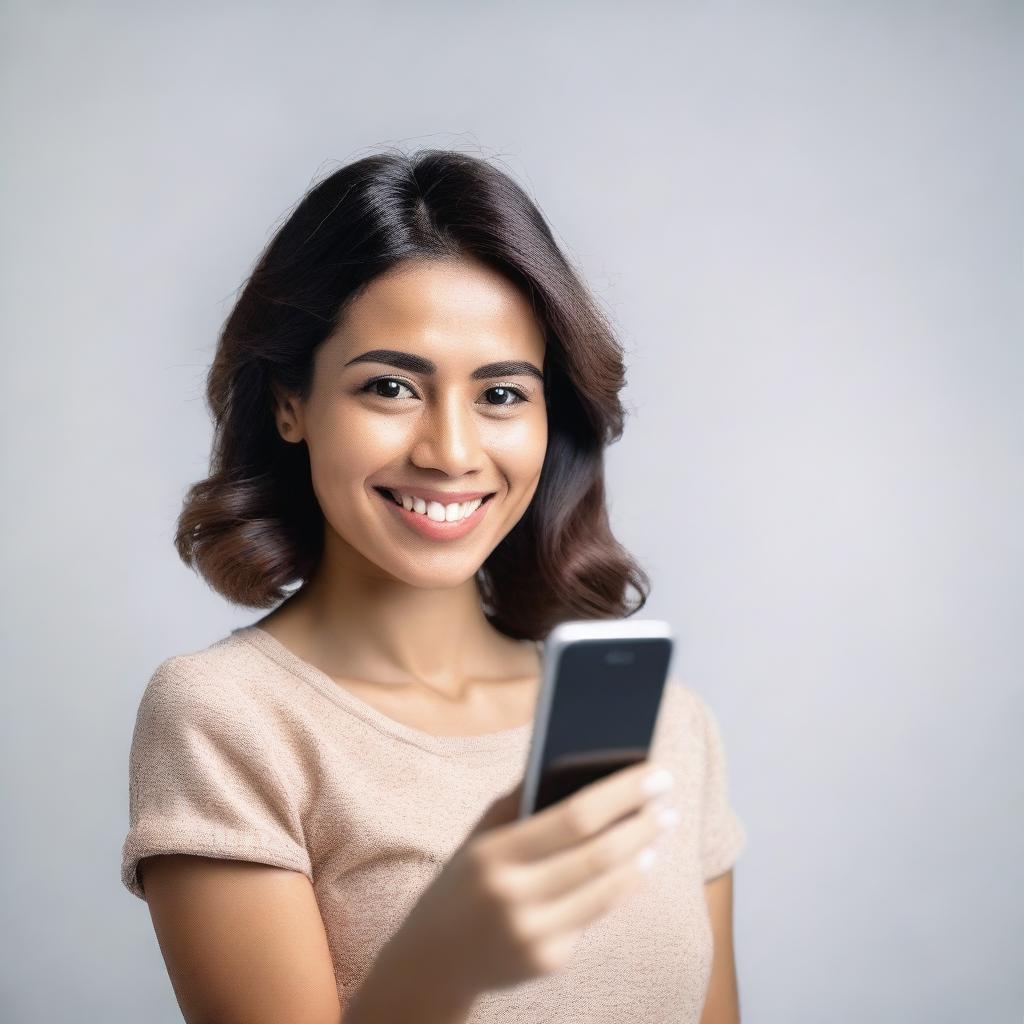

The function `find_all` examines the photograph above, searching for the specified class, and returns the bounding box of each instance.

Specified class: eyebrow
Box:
[344,348,544,383]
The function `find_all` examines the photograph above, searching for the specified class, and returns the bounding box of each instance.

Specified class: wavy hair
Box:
[175,148,650,640]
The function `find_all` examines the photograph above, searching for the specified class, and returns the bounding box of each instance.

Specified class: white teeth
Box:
[389,490,483,523]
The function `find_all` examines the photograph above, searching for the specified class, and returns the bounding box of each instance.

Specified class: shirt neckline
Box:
[231,624,538,757]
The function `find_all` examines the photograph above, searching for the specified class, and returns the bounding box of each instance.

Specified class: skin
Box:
[142,255,741,1023]
[702,871,741,1024]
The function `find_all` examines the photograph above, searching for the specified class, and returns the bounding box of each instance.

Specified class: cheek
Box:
[306,408,398,497]
[486,412,548,471]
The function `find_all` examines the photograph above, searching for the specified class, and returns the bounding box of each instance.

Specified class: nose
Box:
[408,391,485,476]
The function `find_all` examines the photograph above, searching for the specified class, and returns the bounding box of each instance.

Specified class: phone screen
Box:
[519,624,674,818]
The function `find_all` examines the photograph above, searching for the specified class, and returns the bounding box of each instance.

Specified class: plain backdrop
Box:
[1,1,1021,1021]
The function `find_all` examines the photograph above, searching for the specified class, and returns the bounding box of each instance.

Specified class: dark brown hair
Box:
[175,148,650,640]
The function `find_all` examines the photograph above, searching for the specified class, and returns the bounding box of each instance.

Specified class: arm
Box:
[140,855,342,1024]
[141,852,482,1024]
[699,868,741,1024]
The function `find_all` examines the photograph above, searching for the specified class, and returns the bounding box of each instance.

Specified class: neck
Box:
[264,533,506,693]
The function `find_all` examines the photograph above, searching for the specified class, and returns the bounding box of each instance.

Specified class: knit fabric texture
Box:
[120,625,748,1022]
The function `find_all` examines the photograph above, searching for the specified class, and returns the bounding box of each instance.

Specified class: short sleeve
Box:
[120,656,312,902]
[694,693,748,882]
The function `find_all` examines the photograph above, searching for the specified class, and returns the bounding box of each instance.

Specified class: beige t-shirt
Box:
[120,625,748,1022]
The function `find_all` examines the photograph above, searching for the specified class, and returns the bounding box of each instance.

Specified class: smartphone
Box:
[518,618,675,820]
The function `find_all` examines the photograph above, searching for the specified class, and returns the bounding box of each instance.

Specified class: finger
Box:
[493,760,675,863]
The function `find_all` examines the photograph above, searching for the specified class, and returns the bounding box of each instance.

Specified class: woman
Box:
[120,149,747,1023]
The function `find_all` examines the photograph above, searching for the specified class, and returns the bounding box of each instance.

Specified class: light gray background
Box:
[2,1,1020,1021]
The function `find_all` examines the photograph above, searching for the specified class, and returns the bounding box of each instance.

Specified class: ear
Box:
[270,381,305,443]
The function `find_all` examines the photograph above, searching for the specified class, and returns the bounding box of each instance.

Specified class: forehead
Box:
[334,258,545,360]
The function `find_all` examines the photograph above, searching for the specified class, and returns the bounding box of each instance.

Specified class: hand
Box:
[388,760,679,998]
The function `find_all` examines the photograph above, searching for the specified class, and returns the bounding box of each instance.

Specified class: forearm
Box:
[342,930,480,1024]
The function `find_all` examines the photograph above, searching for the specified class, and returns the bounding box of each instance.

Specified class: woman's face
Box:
[276,257,548,588]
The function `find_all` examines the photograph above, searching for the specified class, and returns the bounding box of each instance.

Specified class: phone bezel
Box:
[517,618,675,820]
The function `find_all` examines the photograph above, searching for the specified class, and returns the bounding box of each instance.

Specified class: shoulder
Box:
[653,674,738,779]
[131,632,315,784]
[137,630,274,716]
[128,633,294,766]
[659,672,715,736]
[135,653,234,727]
[127,636,308,799]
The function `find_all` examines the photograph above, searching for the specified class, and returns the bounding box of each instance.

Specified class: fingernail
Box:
[642,768,675,796]
[656,806,680,830]
[636,847,658,872]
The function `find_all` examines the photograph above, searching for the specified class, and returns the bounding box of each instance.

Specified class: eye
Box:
[358,377,530,408]
[360,377,417,401]
[483,385,529,407]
